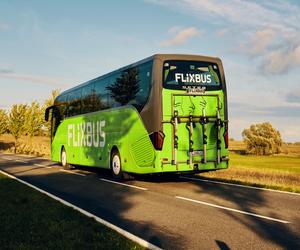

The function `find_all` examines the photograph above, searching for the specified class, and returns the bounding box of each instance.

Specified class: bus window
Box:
[67,88,82,116]
[163,60,222,90]
[94,77,111,111]
[81,83,94,114]
[133,61,153,112]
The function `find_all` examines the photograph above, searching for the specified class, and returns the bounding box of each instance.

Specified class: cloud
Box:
[0,71,70,87]
[250,29,276,55]
[286,90,300,103]
[261,43,300,74]
[230,102,300,118]
[0,22,9,31]
[148,0,300,74]
[160,26,200,47]
[0,68,14,74]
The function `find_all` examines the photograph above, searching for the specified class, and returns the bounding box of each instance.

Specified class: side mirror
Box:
[45,106,53,121]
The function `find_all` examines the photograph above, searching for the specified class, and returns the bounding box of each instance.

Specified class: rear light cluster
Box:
[149,131,165,150]
[223,124,229,149]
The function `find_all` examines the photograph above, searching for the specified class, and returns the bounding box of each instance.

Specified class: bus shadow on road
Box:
[188,177,300,249]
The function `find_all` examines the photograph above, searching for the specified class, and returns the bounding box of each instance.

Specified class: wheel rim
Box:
[112,154,121,175]
[61,150,67,166]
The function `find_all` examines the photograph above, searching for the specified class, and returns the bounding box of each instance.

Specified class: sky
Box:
[0,0,300,142]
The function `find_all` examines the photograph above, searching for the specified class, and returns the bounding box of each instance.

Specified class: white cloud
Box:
[261,43,300,74]
[160,26,200,47]
[250,28,276,55]
[149,0,300,74]
[0,22,9,31]
[0,72,70,87]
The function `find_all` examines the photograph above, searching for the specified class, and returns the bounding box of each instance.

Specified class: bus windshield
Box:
[163,60,222,90]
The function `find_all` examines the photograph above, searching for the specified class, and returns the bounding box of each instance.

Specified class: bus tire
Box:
[110,149,123,181]
[61,147,70,169]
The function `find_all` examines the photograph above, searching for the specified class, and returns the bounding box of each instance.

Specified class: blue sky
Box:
[1,0,300,142]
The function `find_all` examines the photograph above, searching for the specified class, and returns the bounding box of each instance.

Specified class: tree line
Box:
[0,88,284,156]
[0,89,60,153]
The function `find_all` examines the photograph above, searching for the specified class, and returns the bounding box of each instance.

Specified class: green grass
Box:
[199,153,300,193]
[0,173,144,250]
[230,153,300,173]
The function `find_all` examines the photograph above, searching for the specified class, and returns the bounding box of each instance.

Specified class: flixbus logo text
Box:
[67,121,105,147]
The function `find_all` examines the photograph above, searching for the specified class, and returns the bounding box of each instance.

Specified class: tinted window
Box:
[67,88,82,116]
[81,83,94,114]
[106,61,153,112]
[94,76,114,110]
[163,60,221,90]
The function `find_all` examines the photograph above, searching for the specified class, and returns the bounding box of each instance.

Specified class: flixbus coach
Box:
[45,54,229,179]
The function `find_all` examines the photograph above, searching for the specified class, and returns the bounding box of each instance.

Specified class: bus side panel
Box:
[50,106,157,174]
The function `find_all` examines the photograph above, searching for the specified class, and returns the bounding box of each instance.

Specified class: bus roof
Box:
[57,54,222,99]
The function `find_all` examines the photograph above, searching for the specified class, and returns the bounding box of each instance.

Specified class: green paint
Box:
[49,55,229,174]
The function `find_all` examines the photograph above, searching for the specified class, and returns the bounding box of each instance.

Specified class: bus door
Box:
[171,92,223,169]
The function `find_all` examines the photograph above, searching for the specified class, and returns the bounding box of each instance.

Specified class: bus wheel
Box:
[111,150,123,181]
[61,147,70,169]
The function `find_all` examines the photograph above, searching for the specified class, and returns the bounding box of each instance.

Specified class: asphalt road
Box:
[0,153,299,250]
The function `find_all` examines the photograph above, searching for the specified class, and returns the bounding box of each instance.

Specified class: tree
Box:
[242,122,282,155]
[106,67,140,105]
[43,89,60,136]
[0,109,8,137]
[24,101,44,137]
[8,104,28,153]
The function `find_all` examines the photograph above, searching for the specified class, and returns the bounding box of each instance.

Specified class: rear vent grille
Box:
[131,136,155,167]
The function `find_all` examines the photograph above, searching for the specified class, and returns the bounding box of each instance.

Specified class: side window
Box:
[81,83,94,114]
[68,89,82,117]
[134,61,153,112]
[94,77,111,111]
[106,61,153,112]
[106,68,139,108]
[56,94,67,120]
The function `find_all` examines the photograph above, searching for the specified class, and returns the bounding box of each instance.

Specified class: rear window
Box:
[163,60,222,90]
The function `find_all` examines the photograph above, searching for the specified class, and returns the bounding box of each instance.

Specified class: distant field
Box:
[0,134,50,157]
[200,141,300,193]
[1,134,300,192]
[0,172,143,249]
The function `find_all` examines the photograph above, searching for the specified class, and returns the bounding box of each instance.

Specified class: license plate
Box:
[192,150,203,156]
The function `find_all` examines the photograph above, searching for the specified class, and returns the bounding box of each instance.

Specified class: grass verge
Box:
[0,172,144,250]
[199,153,300,193]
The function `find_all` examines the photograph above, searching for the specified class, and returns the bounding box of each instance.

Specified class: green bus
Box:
[45,54,229,179]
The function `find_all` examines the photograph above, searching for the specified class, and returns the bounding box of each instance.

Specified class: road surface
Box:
[0,153,299,249]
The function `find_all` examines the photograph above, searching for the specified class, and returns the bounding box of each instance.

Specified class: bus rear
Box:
[150,55,229,173]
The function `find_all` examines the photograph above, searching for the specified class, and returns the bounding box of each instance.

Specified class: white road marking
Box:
[99,178,148,191]
[0,169,161,250]
[15,160,29,164]
[176,196,290,224]
[181,176,300,196]
[2,157,12,160]
[33,163,52,169]
[59,169,86,176]
[34,163,45,167]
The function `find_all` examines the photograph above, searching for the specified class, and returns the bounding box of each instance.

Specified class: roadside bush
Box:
[242,122,282,155]
[8,104,28,153]
[0,109,8,137]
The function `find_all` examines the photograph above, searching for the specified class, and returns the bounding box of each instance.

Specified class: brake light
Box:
[224,129,229,149]
[149,131,165,150]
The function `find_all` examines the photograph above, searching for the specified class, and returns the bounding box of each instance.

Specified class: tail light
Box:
[149,131,165,150]
[223,125,229,149]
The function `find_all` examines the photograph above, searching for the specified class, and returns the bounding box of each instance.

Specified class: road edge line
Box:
[0,169,161,250]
